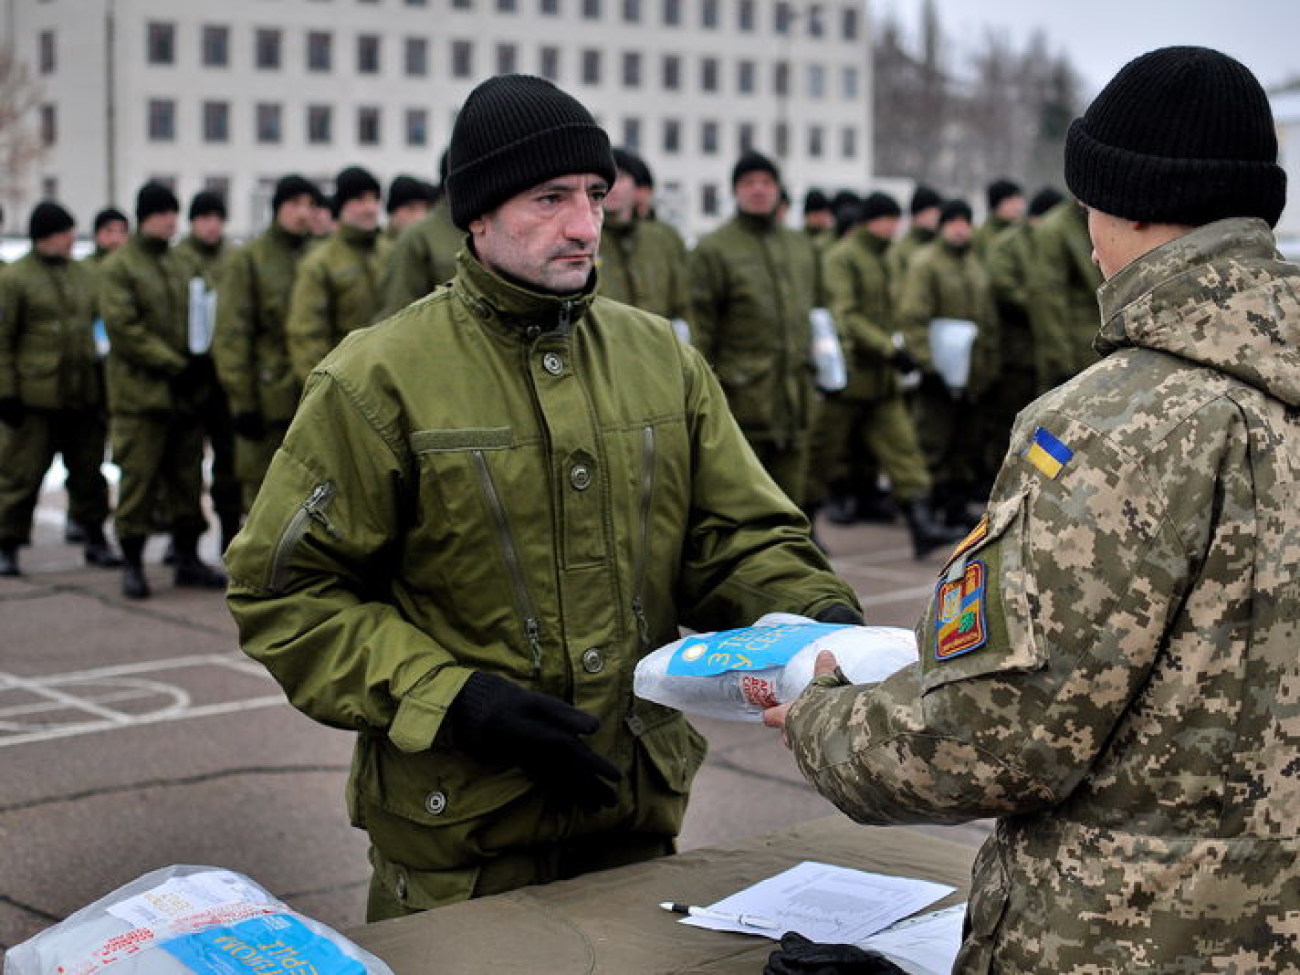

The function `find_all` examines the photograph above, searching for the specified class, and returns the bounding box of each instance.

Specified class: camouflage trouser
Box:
[110,412,207,540]
[0,408,111,546]
[808,392,931,507]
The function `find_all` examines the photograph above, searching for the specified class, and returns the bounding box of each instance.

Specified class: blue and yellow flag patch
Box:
[1024,426,1073,479]
[934,560,988,660]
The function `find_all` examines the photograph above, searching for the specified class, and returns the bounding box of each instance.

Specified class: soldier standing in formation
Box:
[1035,192,1106,386]
[971,178,1025,261]
[767,46,1300,972]
[211,175,317,513]
[380,155,463,319]
[0,203,121,576]
[887,184,943,281]
[384,175,434,243]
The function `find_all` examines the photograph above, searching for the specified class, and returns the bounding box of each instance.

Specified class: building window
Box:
[358,34,381,74]
[497,43,517,74]
[204,177,230,200]
[406,108,428,147]
[843,5,860,40]
[498,0,517,9]
[255,28,282,70]
[40,103,56,147]
[540,0,560,13]
[147,22,175,65]
[774,60,789,96]
[662,0,680,25]
[622,52,641,87]
[147,99,175,141]
[582,0,600,19]
[256,104,282,143]
[702,184,719,217]
[700,120,719,155]
[452,0,472,7]
[38,30,55,74]
[308,104,333,144]
[581,49,601,85]
[405,37,428,76]
[807,64,826,99]
[775,2,792,35]
[406,0,428,5]
[843,66,859,100]
[841,126,856,159]
[738,121,754,153]
[701,0,718,28]
[358,106,381,146]
[41,176,58,200]
[622,117,640,150]
[808,125,824,158]
[738,0,755,31]
[201,25,229,67]
[203,101,229,143]
[623,0,641,21]
[662,54,680,90]
[774,121,789,158]
[539,45,560,81]
[662,118,680,153]
[307,31,332,71]
[700,57,718,93]
[808,4,825,37]
[452,40,473,78]
[737,60,755,94]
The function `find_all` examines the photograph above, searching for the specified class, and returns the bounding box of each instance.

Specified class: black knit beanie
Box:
[136,182,179,223]
[909,184,942,216]
[1028,187,1065,219]
[986,179,1022,210]
[612,147,639,177]
[1065,46,1286,227]
[29,201,75,241]
[387,175,431,213]
[93,207,128,234]
[731,149,781,188]
[272,175,318,213]
[627,152,654,189]
[803,189,831,214]
[939,199,973,226]
[188,190,227,221]
[860,191,902,223]
[332,166,382,216]
[446,74,615,230]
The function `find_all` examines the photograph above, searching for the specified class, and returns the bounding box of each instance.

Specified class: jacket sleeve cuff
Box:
[388,665,474,753]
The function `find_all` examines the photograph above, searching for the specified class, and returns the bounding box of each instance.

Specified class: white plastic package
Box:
[633,613,918,722]
[3,865,394,975]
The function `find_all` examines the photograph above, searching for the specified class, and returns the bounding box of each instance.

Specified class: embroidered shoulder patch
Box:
[934,559,989,661]
[1024,426,1073,479]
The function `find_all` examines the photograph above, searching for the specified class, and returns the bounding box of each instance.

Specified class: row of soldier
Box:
[0,148,1101,594]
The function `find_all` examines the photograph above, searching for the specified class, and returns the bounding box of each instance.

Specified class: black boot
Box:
[855,485,899,525]
[64,520,87,544]
[120,536,151,599]
[84,524,124,568]
[902,498,967,561]
[173,534,227,589]
[823,493,858,526]
[0,544,20,577]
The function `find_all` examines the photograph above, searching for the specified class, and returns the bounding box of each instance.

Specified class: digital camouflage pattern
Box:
[786,217,1300,972]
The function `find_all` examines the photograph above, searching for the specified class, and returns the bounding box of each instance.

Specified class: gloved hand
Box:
[447,671,622,811]
[0,396,25,428]
[889,347,918,375]
[764,932,909,974]
[813,604,864,626]
[169,355,206,392]
[232,411,266,440]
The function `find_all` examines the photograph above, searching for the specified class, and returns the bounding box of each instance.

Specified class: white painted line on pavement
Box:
[0,694,287,748]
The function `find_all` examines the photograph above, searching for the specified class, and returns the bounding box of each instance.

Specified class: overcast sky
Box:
[880,0,1300,97]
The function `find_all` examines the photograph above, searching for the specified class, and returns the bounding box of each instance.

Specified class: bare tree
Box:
[0,47,46,226]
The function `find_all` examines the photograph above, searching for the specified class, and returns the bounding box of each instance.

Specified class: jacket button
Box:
[570,464,591,490]
[542,352,564,375]
[582,647,604,673]
[425,790,447,816]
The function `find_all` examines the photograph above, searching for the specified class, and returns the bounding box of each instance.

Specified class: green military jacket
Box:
[984,222,1041,375]
[1034,201,1103,383]
[971,213,1013,262]
[822,227,897,401]
[211,223,310,423]
[226,249,858,909]
[886,225,935,286]
[0,251,102,410]
[689,210,822,447]
[597,217,689,321]
[172,234,228,288]
[787,218,1300,973]
[896,239,999,394]
[100,233,192,415]
[379,200,463,319]
[286,223,390,382]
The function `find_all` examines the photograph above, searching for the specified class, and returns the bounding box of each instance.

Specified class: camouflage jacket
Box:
[984,222,1042,375]
[1034,201,1104,383]
[822,227,897,401]
[971,213,1014,263]
[596,216,689,322]
[786,218,1300,973]
[379,200,463,319]
[885,224,935,286]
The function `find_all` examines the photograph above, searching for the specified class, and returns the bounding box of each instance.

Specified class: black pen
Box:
[659,900,779,929]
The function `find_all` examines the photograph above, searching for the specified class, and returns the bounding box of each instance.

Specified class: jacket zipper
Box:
[472,449,543,676]
[630,425,656,650]
[269,481,339,592]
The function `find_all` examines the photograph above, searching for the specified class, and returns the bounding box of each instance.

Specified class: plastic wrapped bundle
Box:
[634,613,917,722]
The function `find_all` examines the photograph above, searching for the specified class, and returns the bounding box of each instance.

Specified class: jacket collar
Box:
[453,247,595,339]
[735,209,778,234]
[852,226,892,255]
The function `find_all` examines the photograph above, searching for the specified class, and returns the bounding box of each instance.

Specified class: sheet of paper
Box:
[679,860,955,943]
[859,903,967,975]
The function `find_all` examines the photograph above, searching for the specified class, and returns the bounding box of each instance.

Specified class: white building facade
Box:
[1271,91,1300,250]
[4,0,872,240]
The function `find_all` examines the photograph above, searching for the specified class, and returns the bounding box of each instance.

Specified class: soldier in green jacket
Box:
[801,189,836,254]
[971,178,1025,262]
[1034,196,1106,385]
[768,46,1300,974]
[689,150,823,507]
[211,175,316,512]
[380,193,462,319]
[226,75,860,921]
[101,182,227,598]
[286,166,390,382]
[383,175,433,244]
[886,184,942,283]
[897,199,1000,522]
[596,148,689,324]
[0,202,121,575]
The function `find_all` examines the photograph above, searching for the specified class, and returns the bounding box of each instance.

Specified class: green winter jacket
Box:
[100,233,192,415]
[689,211,822,447]
[886,224,936,286]
[286,223,390,382]
[212,223,311,422]
[226,249,858,909]
[173,234,229,288]
[0,251,102,410]
[822,227,898,401]
[1034,201,1103,383]
[379,200,462,319]
[597,216,689,321]
[984,222,1041,376]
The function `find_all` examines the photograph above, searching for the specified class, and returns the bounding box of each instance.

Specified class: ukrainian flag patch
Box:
[934,560,988,660]
[1025,426,1073,479]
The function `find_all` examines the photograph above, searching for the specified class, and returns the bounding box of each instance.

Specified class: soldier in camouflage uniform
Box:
[384,175,433,244]
[286,166,390,382]
[1035,195,1106,385]
[379,155,463,319]
[886,184,942,283]
[0,203,121,575]
[971,178,1024,262]
[801,189,836,254]
[767,47,1300,973]
[211,175,316,512]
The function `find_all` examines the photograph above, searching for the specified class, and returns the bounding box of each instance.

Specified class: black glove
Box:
[814,604,865,626]
[232,411,266,440]
[0,396,24,428]
[764,932,909,975]
[169,355,206,392]
[447,672,622,811]
[889,348,918,375]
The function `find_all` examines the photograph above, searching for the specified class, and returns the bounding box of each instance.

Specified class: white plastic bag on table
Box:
[633,613,918,722]
[3,865,394,975]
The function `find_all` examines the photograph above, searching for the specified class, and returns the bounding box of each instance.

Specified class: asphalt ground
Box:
[0,471,988,960]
